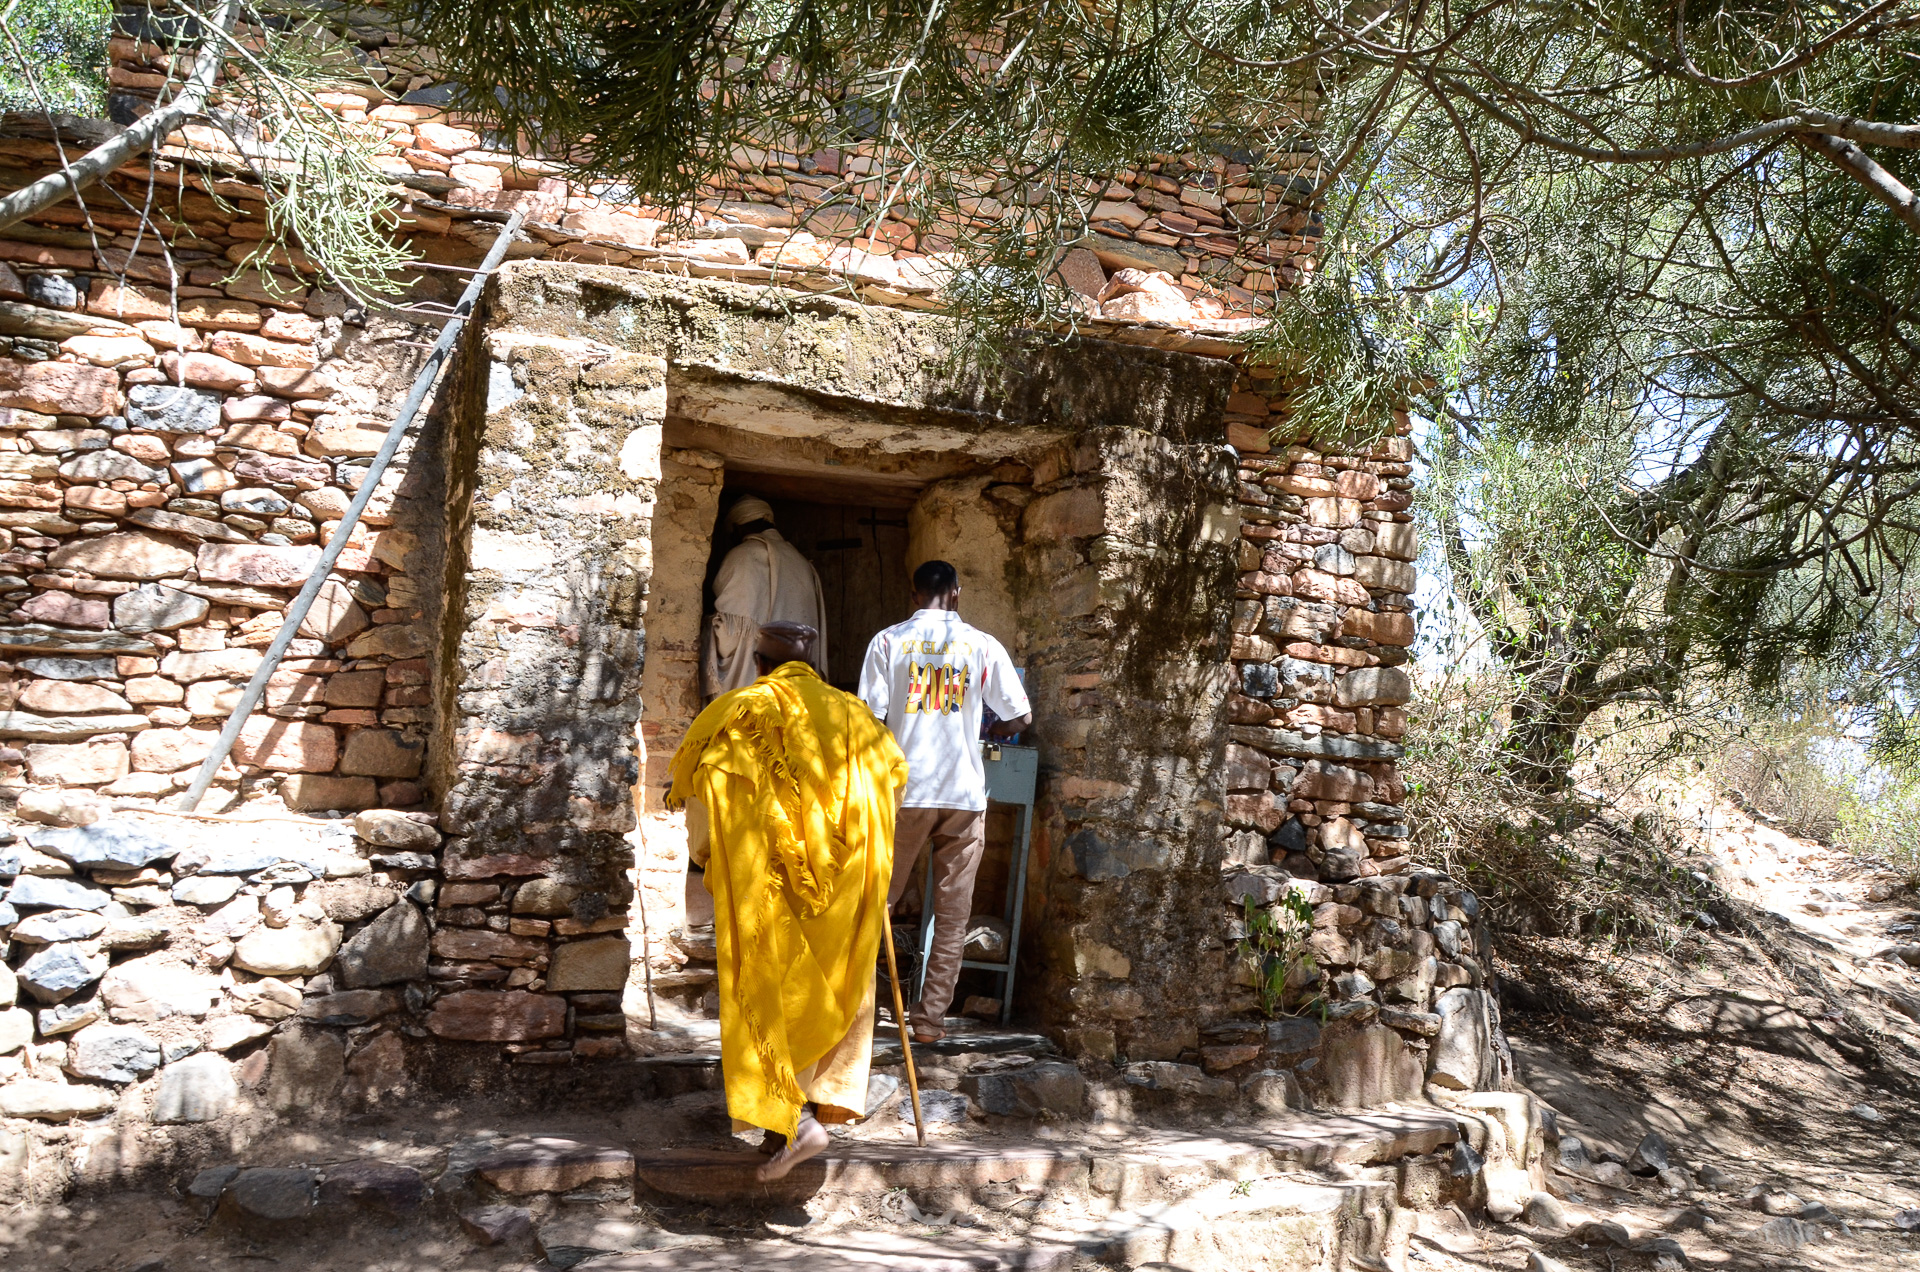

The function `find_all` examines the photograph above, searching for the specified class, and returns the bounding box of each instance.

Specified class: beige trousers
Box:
[888,807,987,1032]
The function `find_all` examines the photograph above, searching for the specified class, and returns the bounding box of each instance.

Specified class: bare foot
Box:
[911,1027,945,1044]
[756,1115,828,1181]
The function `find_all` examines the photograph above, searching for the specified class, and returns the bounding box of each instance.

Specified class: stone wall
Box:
[415,263,1255,1064]
[0,8,1523,1165]
[0,265,442,811]
[1192,382,1506,1107]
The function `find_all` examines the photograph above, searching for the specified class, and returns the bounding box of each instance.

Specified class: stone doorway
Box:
[626,428,1029,1041]
[437,263,1244,1069]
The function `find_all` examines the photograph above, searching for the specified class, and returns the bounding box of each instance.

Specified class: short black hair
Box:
[912,559,959,595]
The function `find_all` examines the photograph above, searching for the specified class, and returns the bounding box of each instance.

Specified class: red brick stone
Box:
[431,928,548,962]
[1293,760,1374,803]
[1282,703,1359,732]
[197,543,324,587]
[1225,694,1273,724]
[321,670,384,708]
[17,681,129,714]
[378,780,423,806]
[0,361,122,417]
[1224,792,1284,833]
[132,726,222,773]
[25,737,130,784]
[88,282,173,321]
[256,366,336,399]
[1282,641,1370,668]
[172,351,253,390]
[1341,608,1415,647]
[44,531,193,581]
[1333,469,1381,499]
[232,453,330,492]
[280,773,379,811]
[223,396,291,424]
[171,297,261,330]
[17,590,110,629]
[340,729,423,778]
[1290,569,1370,606]
[425,991,566,1042]
[65,486,128,518]
[207,331,316,369]
[414,121,481,153]
[233,717,338,773]
[1240,570,1291,596]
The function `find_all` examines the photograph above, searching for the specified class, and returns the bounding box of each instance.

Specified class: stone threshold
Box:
[632,1108,1459,1206]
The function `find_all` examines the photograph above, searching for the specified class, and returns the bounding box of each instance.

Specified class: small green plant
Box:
[1236,893,1321,1020]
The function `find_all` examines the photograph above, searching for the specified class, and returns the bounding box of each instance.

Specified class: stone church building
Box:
[0,10,1512,1194]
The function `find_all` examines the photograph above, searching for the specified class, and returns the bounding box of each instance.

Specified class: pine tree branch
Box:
[1798,132,1920,235]
[0,0,235,234]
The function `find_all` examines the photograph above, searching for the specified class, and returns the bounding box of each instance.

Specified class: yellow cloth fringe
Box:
[667,661,906,1140]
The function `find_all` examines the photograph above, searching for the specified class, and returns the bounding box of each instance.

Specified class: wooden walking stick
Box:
[880,920,927,1146]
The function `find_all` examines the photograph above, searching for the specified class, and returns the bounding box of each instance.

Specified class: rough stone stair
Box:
[587,1109,1465,1272]
[170,1079,1551,1272]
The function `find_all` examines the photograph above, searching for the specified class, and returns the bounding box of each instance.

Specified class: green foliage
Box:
[389,2,1920,704]
[0,0,111,115]
[203,5,417,299]
[1235,892,1319,1020]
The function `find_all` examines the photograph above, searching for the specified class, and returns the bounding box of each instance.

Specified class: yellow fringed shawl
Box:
[666,661,907,1139]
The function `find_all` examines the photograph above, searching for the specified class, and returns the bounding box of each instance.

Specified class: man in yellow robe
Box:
[669,622,908,1180]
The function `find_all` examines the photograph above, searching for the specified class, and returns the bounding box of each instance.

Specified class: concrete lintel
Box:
[484,261,1238,446]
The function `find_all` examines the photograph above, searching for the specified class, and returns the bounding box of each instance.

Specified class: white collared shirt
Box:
[859,609,1029,810]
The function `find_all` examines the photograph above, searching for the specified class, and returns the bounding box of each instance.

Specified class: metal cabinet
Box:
[916,743,1037,1025]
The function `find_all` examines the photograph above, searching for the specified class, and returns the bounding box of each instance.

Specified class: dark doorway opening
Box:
[703,487,917,693]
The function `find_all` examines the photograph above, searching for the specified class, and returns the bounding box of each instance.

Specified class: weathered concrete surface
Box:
[484,264,1238,449]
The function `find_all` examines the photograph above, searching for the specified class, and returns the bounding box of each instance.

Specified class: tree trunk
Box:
[0,0,234,234]
[1505,692,1593,792]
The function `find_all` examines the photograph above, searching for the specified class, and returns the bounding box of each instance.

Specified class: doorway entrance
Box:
[701,490,915,693]
[626,433,1031,1045]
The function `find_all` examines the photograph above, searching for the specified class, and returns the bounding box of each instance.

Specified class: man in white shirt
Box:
[701,496,830,698]
[859,560,1032,1042]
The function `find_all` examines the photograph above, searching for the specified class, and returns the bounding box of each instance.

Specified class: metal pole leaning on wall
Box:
[176,210,528,812]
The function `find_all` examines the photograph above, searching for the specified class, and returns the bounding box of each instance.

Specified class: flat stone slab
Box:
[1244,1109,1459,1167]
[474,1136,634,1193]
[1040,1175,1357,1269]
[634,1110,1456,1208]
[872,1029,1057,1067]
[562,1233,1071,1271]
[635,1143,1087,1206]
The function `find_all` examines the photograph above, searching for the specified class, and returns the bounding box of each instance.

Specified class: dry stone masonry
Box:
[0,1,1512,1200]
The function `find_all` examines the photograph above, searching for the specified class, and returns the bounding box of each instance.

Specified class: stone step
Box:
[632,1109,1459,1209]
[551,1231,1073,1271]
[563,1169,1417,1272]
[1041,1174,1407,1272]
[635,1142,1083,1206]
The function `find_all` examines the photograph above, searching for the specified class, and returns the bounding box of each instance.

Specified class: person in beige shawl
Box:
[702,496,831,698]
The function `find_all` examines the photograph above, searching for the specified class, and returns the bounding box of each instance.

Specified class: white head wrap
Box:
[726,496,776,528]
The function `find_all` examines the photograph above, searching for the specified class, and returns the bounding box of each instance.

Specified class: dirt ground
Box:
[1411,789,1920,1272]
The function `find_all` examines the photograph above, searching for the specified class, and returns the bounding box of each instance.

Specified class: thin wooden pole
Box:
[634,816,657,1029]
[881,921,926,1146]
